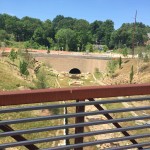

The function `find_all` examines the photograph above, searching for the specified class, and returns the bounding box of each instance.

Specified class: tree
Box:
[74,19,91,51]
[43,19,54,47]
[90,20,103,35]
[43,19,53,36]
[102,20,114,48]
[55,29,76,51]
[130,65,134,84]
[118,56,122,69]
[1,13,150,51]
[47,37,54,48]
[2,14,19,35]
[52,15,64,32]
[32,27,45,46]
[0,30,9,42]
[0,14,5,29]
[21,16,42,41]
[56,17,76,30]
[110,22,149,49]
[109,30,119,48]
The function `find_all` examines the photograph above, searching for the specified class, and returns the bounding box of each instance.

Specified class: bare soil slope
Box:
[101,58,150,85]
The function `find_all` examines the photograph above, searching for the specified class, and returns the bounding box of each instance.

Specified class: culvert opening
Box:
[69,68,81,74]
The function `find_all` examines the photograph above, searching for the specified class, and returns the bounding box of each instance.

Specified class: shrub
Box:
[138,64,149,73]
[35,68,47,89]
[146,45,150,50]
[107,59,118,77]
[51,108,60,115]
[122,47,128,57]
[18,48,34,68]
[9,49,17,61]
[138,51,143,59]
[94,68,102,79]
[144,54,149,62]
[17,48,24,57]
[86,43,93,52]
[29,41,39,49]
[19,60,29,76]
[24,41,30,50]
[103,45,108,52]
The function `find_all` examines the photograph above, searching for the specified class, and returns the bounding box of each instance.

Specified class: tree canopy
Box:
[0,13,150,51]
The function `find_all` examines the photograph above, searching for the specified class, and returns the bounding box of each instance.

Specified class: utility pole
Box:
[132,10,137,58]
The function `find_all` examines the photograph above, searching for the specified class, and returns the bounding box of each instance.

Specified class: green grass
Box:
[58,73,99,87]
[94,68,103,80]
[104,100,150,143]
[81,74,99,86]
[0,102,64,149]
[0,56,59,90]
[0,59,33,90]
[0,54,99,149]
[66,103,98,150]
[58,76,70,87]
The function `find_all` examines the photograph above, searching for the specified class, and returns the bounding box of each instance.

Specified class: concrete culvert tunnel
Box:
[69,68,81,74]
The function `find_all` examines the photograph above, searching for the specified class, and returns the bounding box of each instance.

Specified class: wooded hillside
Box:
[0,13,150,51]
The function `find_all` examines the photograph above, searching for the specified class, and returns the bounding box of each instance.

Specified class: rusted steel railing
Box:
[1,83,150,106]
[0,84,150,150]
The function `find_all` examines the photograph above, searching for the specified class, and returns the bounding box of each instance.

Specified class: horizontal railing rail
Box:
[1,83,150,106]
[0,83,150,150]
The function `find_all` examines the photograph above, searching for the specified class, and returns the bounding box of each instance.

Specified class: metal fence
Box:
[0,84,150,150]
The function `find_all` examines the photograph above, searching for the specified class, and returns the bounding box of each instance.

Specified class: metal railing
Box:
[0,84,150,150]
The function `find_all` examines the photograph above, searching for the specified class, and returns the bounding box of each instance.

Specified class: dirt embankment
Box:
[100,58,150,85]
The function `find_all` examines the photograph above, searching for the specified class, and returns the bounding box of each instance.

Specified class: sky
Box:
[0,0,150,29]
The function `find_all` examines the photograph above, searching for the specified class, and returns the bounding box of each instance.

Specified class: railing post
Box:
[75,100,85,150]
[65,106,70,146]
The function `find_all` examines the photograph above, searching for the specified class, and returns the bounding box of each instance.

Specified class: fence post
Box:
[65,106,70,146]
[75,100,85,150]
